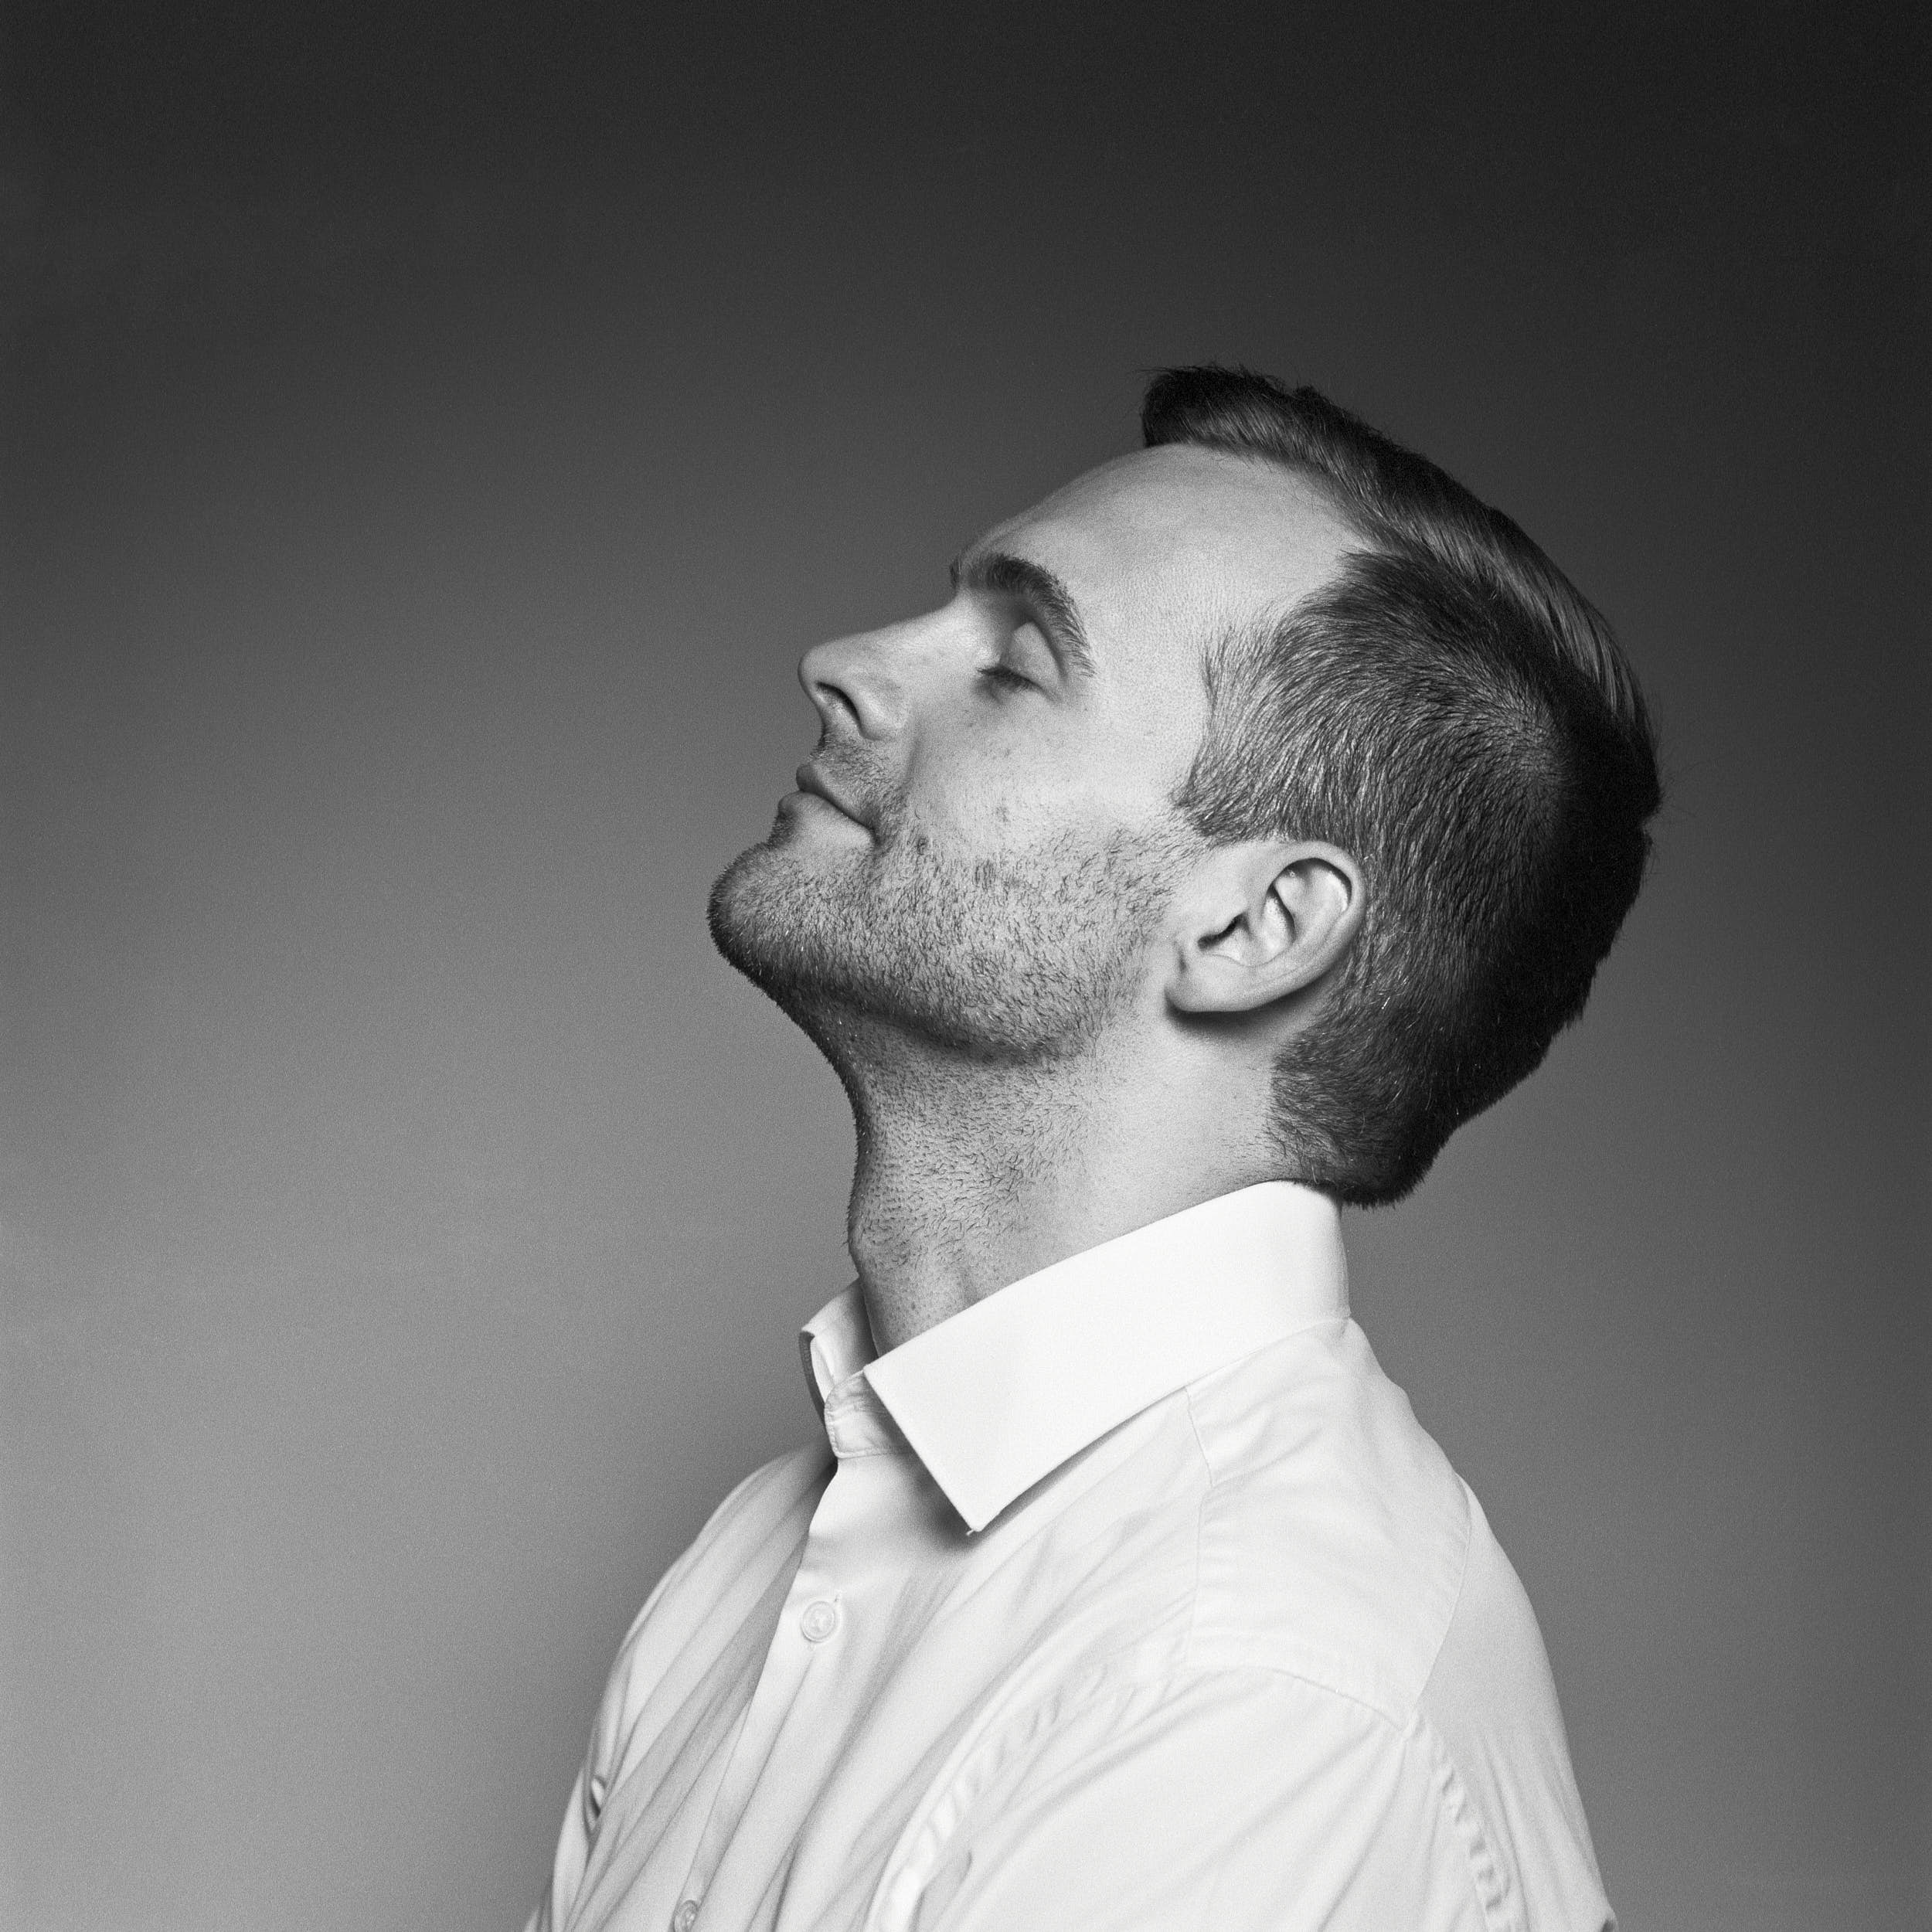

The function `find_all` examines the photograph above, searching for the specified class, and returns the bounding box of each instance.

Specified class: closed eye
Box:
[951,549,1096,684]
[978,663,1038,693]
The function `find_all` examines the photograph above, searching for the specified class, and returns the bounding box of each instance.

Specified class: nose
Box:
[798,627,908,743]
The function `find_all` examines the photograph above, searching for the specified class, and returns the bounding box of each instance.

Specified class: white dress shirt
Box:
[529,1183,1612,1931]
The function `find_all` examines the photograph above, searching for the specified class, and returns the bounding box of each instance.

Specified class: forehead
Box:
[979,444,1360,665]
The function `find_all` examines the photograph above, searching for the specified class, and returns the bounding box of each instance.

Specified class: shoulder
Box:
[1180,1319,1610,1925]
[1417,1488,1612,1929]
[1184,1317,1469,1720]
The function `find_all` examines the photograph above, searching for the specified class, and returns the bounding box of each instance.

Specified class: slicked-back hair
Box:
[1145,366,1660,1205]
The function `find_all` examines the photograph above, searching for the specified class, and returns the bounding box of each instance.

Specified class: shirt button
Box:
[799,1598,840,1643]
[672,1901,699,1932]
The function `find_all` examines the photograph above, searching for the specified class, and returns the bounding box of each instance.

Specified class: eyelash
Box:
[978,663,1036,694]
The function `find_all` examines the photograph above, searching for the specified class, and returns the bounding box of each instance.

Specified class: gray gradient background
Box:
[3,5,1926,1929]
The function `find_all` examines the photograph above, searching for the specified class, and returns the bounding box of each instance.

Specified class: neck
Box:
[828,1019,1280,1353]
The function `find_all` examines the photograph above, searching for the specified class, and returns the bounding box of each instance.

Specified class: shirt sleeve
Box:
[906,1667,1502,1932]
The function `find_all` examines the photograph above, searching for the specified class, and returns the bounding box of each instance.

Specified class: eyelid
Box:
[950,546,1095,682]
[1006,615,1059,671]
[978,662,1036,692]
[951,562,1078,690]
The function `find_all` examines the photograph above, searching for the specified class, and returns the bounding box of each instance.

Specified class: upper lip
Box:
[795,762,873,828]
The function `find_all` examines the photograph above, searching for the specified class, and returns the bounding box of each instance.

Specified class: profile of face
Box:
[708,445,1357,1064]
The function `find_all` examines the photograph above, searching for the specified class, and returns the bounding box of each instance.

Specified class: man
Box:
[528,366,1658,1931]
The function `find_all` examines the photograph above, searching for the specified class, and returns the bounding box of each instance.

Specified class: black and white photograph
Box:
[3,5,1924,1930]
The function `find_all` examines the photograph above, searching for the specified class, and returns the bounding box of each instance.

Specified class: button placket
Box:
[660,1417,916,1930]
[667,1467,861,1926]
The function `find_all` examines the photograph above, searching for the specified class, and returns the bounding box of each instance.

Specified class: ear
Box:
[1165,840,1366,1016]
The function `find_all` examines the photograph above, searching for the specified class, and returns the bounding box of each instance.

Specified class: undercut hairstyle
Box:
[1146,365,1661,1206]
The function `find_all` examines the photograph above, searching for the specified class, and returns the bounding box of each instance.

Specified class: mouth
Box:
[791,762,875,830]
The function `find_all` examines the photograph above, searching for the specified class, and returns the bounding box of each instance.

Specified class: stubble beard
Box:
[706,792,1192,1067]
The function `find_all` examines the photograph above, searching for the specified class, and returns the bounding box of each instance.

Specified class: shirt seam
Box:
[866,1649,1160,1932]
[1179,1383,1217,1672]
[876,1660,1515,1932]
[1185,1653,1410,1733]
[1413,1475,1477,1711]
[1408,1703,1521,1932]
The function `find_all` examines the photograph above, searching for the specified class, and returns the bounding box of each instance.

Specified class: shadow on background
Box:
[2,4,1925,1928]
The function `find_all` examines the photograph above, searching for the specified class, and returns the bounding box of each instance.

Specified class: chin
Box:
[706,816,1177,1069]
[706,836,828,988]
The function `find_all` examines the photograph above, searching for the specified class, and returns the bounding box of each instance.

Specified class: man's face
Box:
[709,444,1356,1060]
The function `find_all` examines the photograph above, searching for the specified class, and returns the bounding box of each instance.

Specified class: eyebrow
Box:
[949,546,1096,680]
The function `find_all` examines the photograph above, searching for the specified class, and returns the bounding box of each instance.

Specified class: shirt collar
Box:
[797,1182,1349,1533]
[798,1277,881,1417]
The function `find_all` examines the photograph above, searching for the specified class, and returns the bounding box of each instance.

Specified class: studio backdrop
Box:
[3,5,1925,1930]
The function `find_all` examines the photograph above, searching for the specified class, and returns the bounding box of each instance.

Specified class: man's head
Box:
[709,366,1658,1203]
[708,436,1362,1069]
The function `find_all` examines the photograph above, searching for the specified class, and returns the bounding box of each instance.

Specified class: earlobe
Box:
[1167,842,1364,1017]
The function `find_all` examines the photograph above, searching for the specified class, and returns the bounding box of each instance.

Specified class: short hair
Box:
[1146,365,1661,1205]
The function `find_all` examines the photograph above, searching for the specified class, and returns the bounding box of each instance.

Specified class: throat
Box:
[840,1039,1253,1353]
[845,1060,1087,1352]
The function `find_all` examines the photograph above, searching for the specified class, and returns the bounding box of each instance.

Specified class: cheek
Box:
[906,728,1090,834]
[898,699,1178,850]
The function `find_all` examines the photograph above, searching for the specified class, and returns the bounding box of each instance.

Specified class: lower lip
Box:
[781,789,867,828]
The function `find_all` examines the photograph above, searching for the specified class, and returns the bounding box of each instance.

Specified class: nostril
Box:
[806,673,863,736]
[798,629,905,741]
[798,646,855,726]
